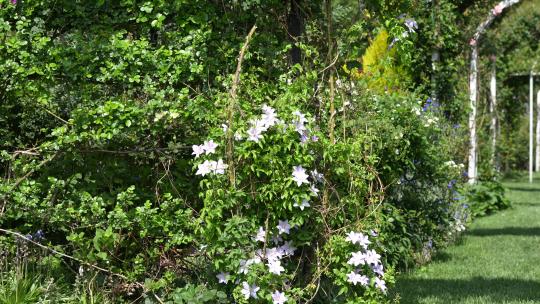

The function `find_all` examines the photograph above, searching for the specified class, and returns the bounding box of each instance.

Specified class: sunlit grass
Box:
[391,174,540,304]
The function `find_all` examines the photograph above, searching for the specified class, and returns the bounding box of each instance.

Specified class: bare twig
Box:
[328,74,336,144]
[42,107,68,124]
[8,147,192,157]
[11,153,58,190]
[304,244,323,304]
[13,149,40,156]
[318,52,339,75]
[226,24,257,187]
[0,228,124,278]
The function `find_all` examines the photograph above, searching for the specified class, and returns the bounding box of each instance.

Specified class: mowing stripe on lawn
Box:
[392,176,540,304]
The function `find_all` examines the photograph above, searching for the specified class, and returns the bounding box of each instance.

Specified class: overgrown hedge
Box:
[0,1,507,303]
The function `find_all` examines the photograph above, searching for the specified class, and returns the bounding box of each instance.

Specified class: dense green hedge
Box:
[0,0,511,303]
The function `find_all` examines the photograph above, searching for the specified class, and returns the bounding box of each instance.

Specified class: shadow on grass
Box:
[393,277,540,303]
[507,186,540,193]
[511,202,540,207]
[466,227,540,237]
[431,251,452,263]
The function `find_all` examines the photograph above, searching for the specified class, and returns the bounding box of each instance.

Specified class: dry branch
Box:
[226,24,257,187]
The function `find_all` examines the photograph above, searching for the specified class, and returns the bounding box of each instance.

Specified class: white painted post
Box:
[490,59,497,167]
[431,50,440,102]
[468,46,478,184]
[536,89,540,172]
[530,72,534,183]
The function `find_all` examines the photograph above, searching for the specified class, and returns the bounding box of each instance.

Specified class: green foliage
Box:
[0,0,508,302]
[0,235,117,304]
[165,284,227,304]
[481,0,540,173]
[463,181,511,218]
[358,29,411,92]
[0,271,44,304]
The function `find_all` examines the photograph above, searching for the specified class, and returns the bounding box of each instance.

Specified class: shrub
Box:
[0,2,477,303]
[463,181,511,218]
[0,74,470,302]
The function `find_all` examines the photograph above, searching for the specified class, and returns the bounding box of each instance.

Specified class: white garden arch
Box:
[467,0,527,183]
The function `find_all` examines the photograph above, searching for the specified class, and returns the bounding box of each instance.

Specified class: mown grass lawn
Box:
[391,175,540,304]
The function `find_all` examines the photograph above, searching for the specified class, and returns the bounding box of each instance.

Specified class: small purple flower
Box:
[447,179,457,189]
[300,133,309,143]
[422,98,433,112]
[371,263,385,276]
[310,169,324,183]
[26,230,45,242]
[34,230,44,240]
[11,0,17,4]
[388,37,399,50]
[271,291,287,304]
[216,272,230,284]
[277,220,291,235]
[347,271,369,286]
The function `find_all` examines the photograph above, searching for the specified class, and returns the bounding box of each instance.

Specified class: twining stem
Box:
[227,25,257,188]
[329,74,336,144]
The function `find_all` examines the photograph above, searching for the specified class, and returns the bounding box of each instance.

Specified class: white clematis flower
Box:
[240,281,260,299]
[292,166,309,186]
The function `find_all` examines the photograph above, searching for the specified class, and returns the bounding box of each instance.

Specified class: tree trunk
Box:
[358,0,365,13]
[326,0,336,143]
[287,0,303,66]
[468,46,478,184]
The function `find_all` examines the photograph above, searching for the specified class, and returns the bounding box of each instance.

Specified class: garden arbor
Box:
[468,0,521,184]
[487,0,540,183]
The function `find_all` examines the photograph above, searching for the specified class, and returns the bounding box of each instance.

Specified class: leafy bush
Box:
[0,78,469,303]
[164,284,227,304]
[463,181,511,218]
[0,1,497,303]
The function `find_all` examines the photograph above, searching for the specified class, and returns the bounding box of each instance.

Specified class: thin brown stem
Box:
[227,24,257,188]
